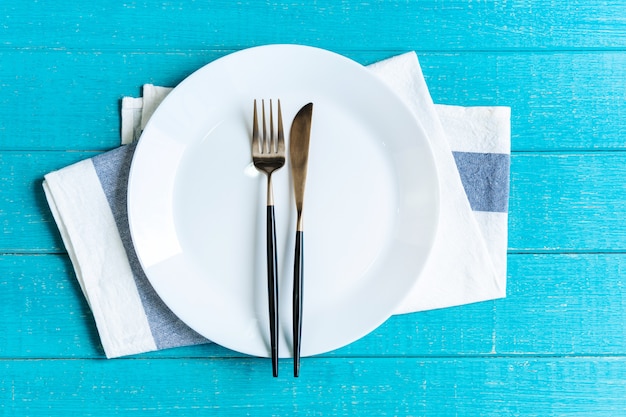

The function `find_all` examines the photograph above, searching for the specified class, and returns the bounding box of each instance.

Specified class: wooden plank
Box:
[0,253,235,359]
[0,151,99,253]
[0,254,102,358]
[0,51,221,151]
[341,254,626,358]
[2,151,625,253]
[419,52,626,151]
[2,50,625,151]
[1,357,625,416]
[508,152,626,252]
[2,253,624,359]
[2,0,626,51]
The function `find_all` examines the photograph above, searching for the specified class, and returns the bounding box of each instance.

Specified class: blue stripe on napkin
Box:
[92,144,208,350]
[452,151,510,213]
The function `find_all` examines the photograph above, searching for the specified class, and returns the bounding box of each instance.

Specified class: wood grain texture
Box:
[2,0,626,50]
[2,0,625,415]
[1,357,625,416]
[0,151,98,253]
[509,152,626,252]
[2,51,625,151]
[2,253,624,359]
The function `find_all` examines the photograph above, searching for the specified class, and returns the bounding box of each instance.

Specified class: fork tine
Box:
[262,99,268,154]
[252,99,259,152]
[256,99,283,154]
[277,99,285,153]
[269,99,275,153]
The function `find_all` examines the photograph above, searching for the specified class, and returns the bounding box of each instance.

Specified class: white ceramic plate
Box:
[128,45,439,358]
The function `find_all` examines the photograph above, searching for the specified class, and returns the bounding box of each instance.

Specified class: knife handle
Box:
[293,230,304,377]
[266,205,279,377]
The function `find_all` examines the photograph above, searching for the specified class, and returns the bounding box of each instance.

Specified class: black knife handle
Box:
[293,230,304,377]
[266,205,279,377]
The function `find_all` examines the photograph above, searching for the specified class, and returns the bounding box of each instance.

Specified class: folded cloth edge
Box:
[43,160,158,358]
[368,52,506,313]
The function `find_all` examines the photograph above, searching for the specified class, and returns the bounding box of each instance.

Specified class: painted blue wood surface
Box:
[2,253,625,359]
[2,0,625,415]
[2,358,626,416]
[2,51,626,151]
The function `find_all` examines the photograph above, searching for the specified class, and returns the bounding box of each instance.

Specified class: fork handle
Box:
[266,204,279,377]
[293,230,303,377]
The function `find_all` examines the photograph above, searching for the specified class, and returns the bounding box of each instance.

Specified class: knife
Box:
[289,102,313,377]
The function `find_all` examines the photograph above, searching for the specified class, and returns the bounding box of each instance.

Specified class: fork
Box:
[252,99,285,377]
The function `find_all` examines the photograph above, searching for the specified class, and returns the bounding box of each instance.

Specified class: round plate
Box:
[127,45,439,357]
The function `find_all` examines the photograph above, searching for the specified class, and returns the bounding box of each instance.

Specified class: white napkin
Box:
[43,52,510,358]
[368,54,509,313]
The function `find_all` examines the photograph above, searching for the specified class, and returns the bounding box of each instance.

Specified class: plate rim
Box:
[127,44,440,357]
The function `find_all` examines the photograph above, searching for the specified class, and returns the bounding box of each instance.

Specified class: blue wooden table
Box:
[2,1,626,415]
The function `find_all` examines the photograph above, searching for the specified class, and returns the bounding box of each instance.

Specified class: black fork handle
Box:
[266,205,279,377]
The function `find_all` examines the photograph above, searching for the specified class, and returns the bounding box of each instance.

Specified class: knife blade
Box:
[289,102,313,377]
